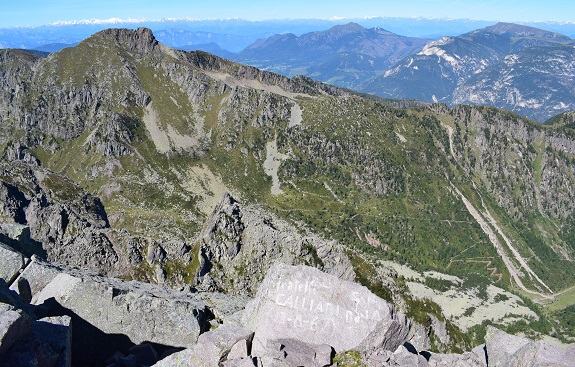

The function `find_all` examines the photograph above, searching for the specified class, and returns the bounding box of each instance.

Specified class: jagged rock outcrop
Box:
[195,193,355,295]
[99,27,161,53]
[10,256,249,349]
[0,161,118,273]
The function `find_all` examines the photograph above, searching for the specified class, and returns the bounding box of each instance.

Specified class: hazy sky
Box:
[2,0,575,27]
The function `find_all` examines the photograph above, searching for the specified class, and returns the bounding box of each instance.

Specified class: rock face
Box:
[0,241,26,283]
[0,162,118,273]
[363,22,575,121]
[242,263,411,356]
[485,326,575,366]
[196,193,355,296]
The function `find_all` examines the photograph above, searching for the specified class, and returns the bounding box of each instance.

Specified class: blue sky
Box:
[2,0,574,27]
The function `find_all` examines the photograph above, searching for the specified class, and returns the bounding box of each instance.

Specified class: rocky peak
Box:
[93,27,159,53]
[0,49,40,66]
[328,22,366,35]
[545,111,575,126]
[481,22,572,41]
[195,193,355,295]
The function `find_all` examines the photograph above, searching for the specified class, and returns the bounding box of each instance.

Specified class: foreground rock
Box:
[0,242,26,283]
[10,256,250,349]
[485,326,575,366]
[0,282,72,367]
[154,324,254,367]
[3,248,575,366]
[243,263,411,356]
[265,338,333,367]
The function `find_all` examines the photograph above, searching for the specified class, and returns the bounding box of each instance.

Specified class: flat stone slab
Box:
[266,338,333,367]
[9,255,63,303]
[243,263,410,355]
[16,257,249,349]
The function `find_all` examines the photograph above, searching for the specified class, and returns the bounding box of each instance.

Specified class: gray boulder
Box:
[485,326,575,367]
[427,352,485,367]
[151,348,196,367]
[8,255,63,303]
[243,263,411,356]
[223,358,257,367]
[0,304,32,357]
[471,344,487,366]
[255,356,293,367]
[187,325,254,367]
[12,256,249,349]
[152,325,254,367]
[228,339,251,360]
[266,338,333,367]
[0,242,26,283]
[34,272,206,347]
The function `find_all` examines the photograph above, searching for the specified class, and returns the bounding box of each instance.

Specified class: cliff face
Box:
[0,162,117,272]
[2,28,575,350]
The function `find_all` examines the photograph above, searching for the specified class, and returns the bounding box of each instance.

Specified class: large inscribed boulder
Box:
[243,263,411,355]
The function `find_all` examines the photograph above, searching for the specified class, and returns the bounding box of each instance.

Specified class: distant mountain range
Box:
[3,17,575,51]
[364,22,575,122]
[2,18,575,121]
[231,21,575,122]
[232,22,428,90]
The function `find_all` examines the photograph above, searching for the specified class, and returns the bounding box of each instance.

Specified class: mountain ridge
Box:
[234,22,429,90]
[364,22,575,121]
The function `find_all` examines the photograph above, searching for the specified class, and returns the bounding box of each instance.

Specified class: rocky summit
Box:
[3,255,574,366]
[2,27,575,365]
